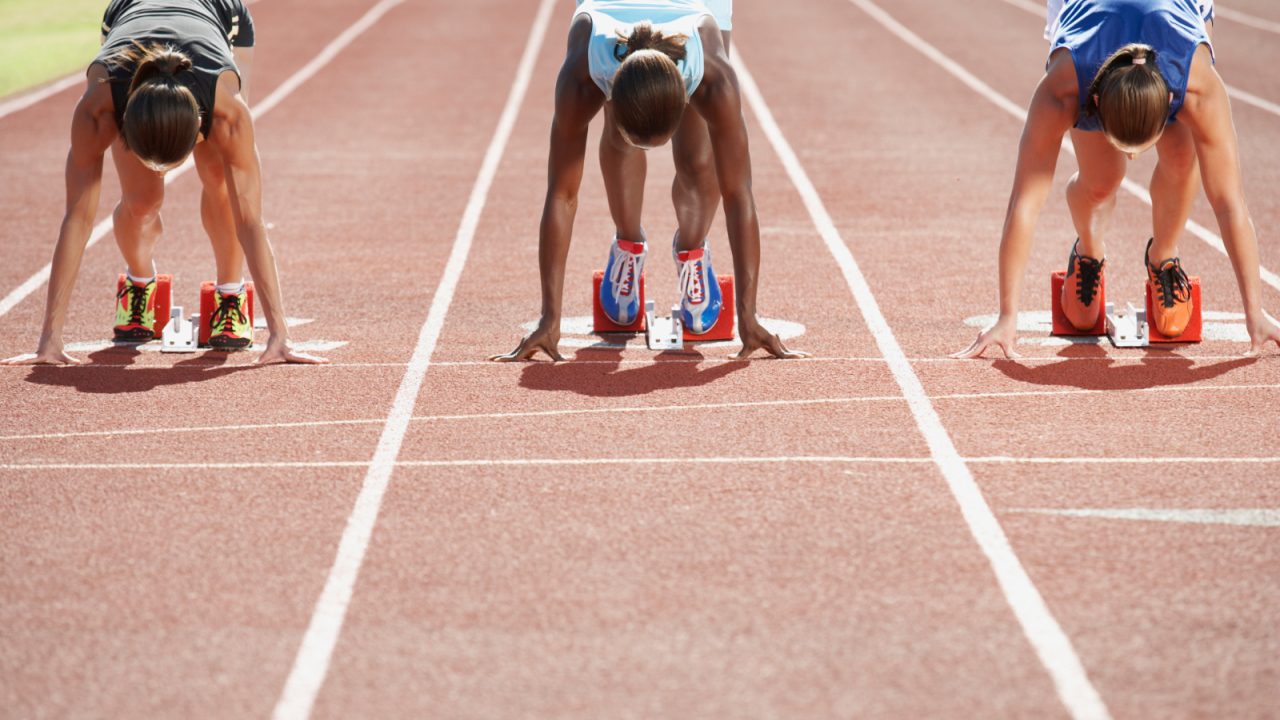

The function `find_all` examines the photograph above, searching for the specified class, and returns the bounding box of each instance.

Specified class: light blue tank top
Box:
[574,0,715,99]
[1050,0,1212,131]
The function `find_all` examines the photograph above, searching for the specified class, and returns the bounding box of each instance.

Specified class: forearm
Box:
[1215,205,1265,317]
[235,220,288,339]
[722,193,761,316]
[537,194,577,319]
[39,213,98,342]
[996,203,1041,317]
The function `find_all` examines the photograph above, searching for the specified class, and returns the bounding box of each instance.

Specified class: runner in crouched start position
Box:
[492,0,807,361]
[955,0,1280,358]
[3,0,323,365]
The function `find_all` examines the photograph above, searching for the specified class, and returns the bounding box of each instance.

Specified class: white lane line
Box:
[994,0,1280,120]
[867,0,1280,295]
[1011,507,1280,526]
[8,381,1280,443]
[1215,6,1280,34]
[270,0,557,716]
[0,74,84,120]
[5,455,1280,472]
[0,0,405,322]
[735,36,1111,720]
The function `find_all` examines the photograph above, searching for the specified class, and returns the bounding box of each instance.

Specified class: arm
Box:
[954,56,1076,359]
[1181,48,1280,354]
[693,23,806,359]
[209,82,323,364]
[233,46,253,104]
[492,15,603,361]
[4,72,115,365]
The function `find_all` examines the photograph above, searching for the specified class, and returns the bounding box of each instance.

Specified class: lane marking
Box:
[5,455,1280,472]
[520,314,806,349]
[1011,507,1280,527]
[0,74,84,120]
[271,0,557,716]
[852,0,1280,296]
[1214,5,1280,34]
[994,0,1280,120]
[7,381,1280,443]
[0,0,405,322]
[736,33,1111,720]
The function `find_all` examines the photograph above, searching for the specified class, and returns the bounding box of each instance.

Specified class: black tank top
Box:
[94,0,255,139]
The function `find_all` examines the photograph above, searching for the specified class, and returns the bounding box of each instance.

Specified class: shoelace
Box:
[1074,256,1104,306]
[610,250,637,297]
[678,257,704,305]
[1151,258,1191,309]
[117,283,149,325]
[211,293,246,333]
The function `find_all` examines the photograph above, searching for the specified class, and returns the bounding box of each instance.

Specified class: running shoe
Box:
[208,287,253,349]
[600,236,647,326]
[673,239,722,334]
[1061,238,1105,331]
[1145,238,1193,337]
[113,277,159,340]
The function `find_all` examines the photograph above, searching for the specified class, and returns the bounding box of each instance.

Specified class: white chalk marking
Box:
[1011,507,1280,527]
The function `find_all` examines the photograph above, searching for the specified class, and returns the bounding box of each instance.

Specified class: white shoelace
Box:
[678,256,704,305]
[610,249,638,297]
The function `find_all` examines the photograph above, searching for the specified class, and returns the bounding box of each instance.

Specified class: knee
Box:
[1156,142,1198,176]
[117,194,163,224]
[674,146,715,186]
[1070,172,1120,205]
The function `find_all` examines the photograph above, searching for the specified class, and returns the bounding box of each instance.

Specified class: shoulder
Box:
[210,76,252,146]
[79,64,117,120]
[1042,47,1081,109]
[692,15,730,93]
[1181,43,1219,111]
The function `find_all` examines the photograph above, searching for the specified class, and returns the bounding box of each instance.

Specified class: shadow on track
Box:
[992,343,1257,390]
[22,345,257,394]
[518,347,748,397]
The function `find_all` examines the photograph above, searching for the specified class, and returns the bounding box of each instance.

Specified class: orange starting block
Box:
[198,281,255,347]
[1049,270,1201,346]
[591,271,736,344]
[591,270,646,333]
[117,273,173,338]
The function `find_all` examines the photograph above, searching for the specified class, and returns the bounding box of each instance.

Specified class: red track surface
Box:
[2,0,1277,717]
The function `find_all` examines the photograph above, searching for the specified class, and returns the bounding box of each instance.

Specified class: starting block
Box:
[591,270,736,345]
[160,306,199,353]
[117,273,173,339]
[197,280,255,347]
[592,270,646,333]
[683,275,735,342]
[644,301,684,350]
[1050,271,1201,347]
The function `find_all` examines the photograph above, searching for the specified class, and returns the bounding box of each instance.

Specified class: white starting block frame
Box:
[1104,301,1148,348]
[160,306,199,353]
[644,301,684,351]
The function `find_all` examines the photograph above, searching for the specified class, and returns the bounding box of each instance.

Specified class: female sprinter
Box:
[3,0,323,365]
[492,0,807,361]
[955,0,1280,358]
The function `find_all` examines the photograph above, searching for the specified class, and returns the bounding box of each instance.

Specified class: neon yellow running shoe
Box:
[113,278,158,340]
[208,288,253,349]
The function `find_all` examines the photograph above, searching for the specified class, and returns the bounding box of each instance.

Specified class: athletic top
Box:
[94,0,256,139]
[1049,0,1212,131]
[574,0,731,99]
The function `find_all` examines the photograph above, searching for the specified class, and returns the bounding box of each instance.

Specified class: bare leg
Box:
[599,103,647,243]
[1148,121,1199,262]
[193,141,245,284]
[1065,128,1126,259]
[110,139,165,277]
[671,106,720,251]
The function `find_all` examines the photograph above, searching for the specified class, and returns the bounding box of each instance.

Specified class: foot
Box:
[1145,238,1193,337]
[673,238,722,334]
[600,237,646,325]
[1061,238,1105,331]
[113,277,160,340]
[208,287,253,349]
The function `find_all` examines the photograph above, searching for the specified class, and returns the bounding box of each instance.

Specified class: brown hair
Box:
[1085,43,1169,149]
[611,23,688,146]
[112,42,200,167]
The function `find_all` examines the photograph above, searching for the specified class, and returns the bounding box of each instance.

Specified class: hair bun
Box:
[616,22,688,63]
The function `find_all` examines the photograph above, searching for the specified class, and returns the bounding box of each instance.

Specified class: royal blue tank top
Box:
[1049,0,1212,131]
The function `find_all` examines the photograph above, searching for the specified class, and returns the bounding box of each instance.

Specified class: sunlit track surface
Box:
[1,0,1277,718]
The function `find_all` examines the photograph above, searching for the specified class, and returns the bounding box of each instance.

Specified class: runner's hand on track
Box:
[256,339,328,365]
[1,346,81,366]
[1244,311,1280,357]
[731,315,809,360]
[490,316,565,362]
[952,314,1022,359]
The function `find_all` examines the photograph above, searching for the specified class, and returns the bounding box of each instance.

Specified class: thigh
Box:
[1069,128,1126,192]
[111,138,165,211]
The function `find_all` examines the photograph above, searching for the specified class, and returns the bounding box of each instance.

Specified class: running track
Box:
[1,0,1277,717]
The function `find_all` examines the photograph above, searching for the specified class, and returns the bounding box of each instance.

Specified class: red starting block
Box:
[683,274,735,342]
[1145,275,1202,343]
[592,270,646,333]
[198,280,255,347]
[1049,270,1106,336]
[117,273,173,339]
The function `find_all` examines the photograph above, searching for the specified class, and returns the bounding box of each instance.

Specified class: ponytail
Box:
[610,23,688,146]
[1085,43,1170,148]
[615,22,688,63]
[111,42,200,167]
